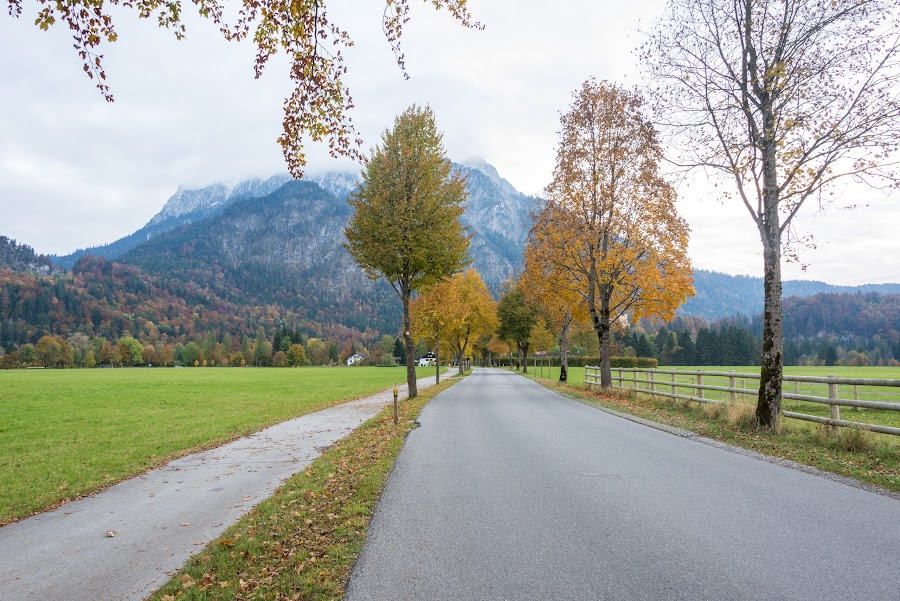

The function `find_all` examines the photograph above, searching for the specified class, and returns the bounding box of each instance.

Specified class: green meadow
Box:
[0,367,426,524]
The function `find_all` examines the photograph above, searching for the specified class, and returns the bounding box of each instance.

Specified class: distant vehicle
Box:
[417,353,436,367]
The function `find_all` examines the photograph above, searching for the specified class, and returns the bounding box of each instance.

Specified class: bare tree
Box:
[645,0,900,427]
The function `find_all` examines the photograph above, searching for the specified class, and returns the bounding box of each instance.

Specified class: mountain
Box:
[55,160,534,292]
[678,269,900,321]
[120,180,401,333]
[116,160,535,333]
[0,236,54,275]
[52,174,293,269]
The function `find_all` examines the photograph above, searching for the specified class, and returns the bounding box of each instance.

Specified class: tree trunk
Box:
[589,292,613,388]
[755,108,784,428]
[559,309,571,383]
[520,342,530,373]
[757,206,784,429]
[435,331,440,385]
[456,348,464,376]
[402,289,417,398]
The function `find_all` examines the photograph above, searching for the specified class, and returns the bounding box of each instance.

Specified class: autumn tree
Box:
[345,105,470,397]
[410,277,455,384]
[117,336,144,367]
[287,343,307,367]
[485,335,509,367]
[646,0,900,428]
[497,282,539,373]
[35,335,61,368]
[8,0,483,178]
[522,234,588,383]
[538,79,693,388]
[306,337,328,366]
[9,0,481,177]
[413,269,497,376]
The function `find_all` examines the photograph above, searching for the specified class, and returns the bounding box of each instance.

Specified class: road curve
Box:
[346,368,900,601]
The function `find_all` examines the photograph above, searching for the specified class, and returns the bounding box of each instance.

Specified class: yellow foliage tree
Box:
[538,79,694,388]
[411,269,498,377]
[410,278,455,384]
[446,270,498,375]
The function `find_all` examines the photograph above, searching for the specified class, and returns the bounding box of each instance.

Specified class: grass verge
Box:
[522,371,900,494]
[0,367,431,525]
[148,376,461,601]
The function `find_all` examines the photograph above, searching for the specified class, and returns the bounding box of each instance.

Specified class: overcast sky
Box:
[2,0,899,285]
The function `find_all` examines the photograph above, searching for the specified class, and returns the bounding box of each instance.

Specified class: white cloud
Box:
[1,0,898,285]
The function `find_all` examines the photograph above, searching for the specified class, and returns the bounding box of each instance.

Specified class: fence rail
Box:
[584,366,900,437]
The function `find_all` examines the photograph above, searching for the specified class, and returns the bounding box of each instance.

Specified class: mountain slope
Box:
[678,269,900,321]
[53,174,293,269]
[121,180,401,333]
[54,161,534,291]
[0,236,54,274]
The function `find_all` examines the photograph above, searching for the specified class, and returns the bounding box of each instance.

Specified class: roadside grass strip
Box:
[525,372,900,494]
[0,367,431,524]
[149,377,461,601]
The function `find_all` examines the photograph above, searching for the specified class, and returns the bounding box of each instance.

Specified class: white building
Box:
[346,353,367,366]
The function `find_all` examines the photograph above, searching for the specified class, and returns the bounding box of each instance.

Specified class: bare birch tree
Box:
[645,0,900,427]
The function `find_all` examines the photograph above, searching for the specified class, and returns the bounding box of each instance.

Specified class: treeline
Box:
[616,325,760,366]
[636,291,900,367]
[0,327,416,370]
[0,256,393,367]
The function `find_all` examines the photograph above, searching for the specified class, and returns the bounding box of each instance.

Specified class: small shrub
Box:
[838,428,873,453]
[728,403,765,431]
[705,402,728,421]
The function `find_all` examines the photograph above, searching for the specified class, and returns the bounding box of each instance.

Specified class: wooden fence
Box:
[584,366,900,436]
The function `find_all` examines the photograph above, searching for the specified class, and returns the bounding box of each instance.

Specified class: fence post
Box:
[671,371,677,398]
[617,368,622,388]
[794,380,801,409]
[853,384,860,411]
[393,384,399,426]
[729,370,737,404]
[650,369,657,395]
[828,375,840,434]
[697,370,704,401]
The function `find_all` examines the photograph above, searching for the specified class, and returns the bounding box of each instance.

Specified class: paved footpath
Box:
[0,374,442,601]
[346,368,900,601]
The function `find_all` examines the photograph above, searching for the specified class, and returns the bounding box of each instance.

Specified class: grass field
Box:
[0,366,430,524]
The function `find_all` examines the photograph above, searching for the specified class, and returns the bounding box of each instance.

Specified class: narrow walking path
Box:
[0,374,441,601]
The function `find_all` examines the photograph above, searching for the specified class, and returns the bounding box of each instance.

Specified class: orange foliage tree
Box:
[538,79,694,388]
[522,236,587,383]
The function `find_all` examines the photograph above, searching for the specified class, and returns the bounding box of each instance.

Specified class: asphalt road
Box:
[346,368,900,601]
[0,375,441,601]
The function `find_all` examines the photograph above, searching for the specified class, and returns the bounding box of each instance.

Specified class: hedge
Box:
[507,356,659,368]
